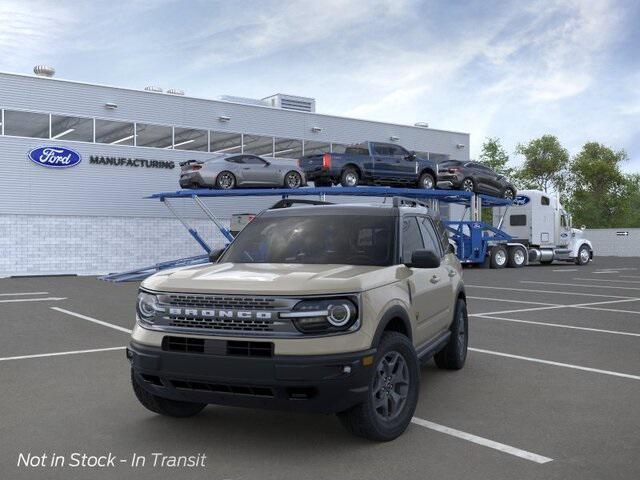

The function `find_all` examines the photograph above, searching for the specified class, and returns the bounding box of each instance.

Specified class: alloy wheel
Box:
[462,179,474,192]
[504,188,515,200]
[372,351,410,421]
[422,176,434,189]
[345,172,358,187]
[285,172,301,189]
[218,173,234,189]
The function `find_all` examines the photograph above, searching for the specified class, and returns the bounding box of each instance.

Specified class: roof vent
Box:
[262,94,316,113]
[167,88,185,96]
[144,85,163,93]
[33,65,55,77]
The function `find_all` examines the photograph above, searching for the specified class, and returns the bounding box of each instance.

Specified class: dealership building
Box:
[0,68,470,277]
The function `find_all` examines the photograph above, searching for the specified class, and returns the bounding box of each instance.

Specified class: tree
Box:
[566,142,633,228]
[478,137,514,177]
[515,135,569,193]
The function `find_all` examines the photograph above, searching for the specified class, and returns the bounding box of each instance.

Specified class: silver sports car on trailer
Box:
[179,154,307,189]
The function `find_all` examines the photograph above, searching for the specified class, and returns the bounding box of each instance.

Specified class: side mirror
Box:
[406,250,441,269]
[208,248,225,263]
[405,151,416,161]
[264,161,271,166]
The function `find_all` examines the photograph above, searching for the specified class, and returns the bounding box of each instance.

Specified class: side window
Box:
[433,218,451,253]
[418,217,443,257]
[226,156,244,164]
[401,217,425,264]
[388,145,408,158]
[243,155,267,165]
[373,144,392,156]
[510,215,527,226]
[561,214,567,228]
[541,196,550,206]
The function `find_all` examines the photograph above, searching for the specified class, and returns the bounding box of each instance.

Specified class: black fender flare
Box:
[371,305,413,347]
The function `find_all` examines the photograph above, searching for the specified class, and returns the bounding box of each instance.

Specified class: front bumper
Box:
[128,341,375,413]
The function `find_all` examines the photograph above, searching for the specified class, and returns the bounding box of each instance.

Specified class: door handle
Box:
[243,167,250,170]
[430,275,441,284]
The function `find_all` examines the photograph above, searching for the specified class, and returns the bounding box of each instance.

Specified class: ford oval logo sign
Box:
[513,195,530,206]
[28,146,82,169]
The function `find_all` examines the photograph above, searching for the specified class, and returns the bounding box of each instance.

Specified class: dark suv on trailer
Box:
[128,198,467,441]
[437,160,516,199]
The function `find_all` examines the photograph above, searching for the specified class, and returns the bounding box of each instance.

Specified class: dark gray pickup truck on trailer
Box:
[299,141,439,189]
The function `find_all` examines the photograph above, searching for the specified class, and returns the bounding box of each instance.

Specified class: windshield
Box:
[220,214,397,266]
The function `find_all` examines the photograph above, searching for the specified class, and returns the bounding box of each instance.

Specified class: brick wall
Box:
[0,215,230,277]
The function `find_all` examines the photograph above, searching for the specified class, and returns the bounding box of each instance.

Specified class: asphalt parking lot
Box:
[1,257,639,480]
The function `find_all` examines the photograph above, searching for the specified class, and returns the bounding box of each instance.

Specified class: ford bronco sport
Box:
[128,197,468,441]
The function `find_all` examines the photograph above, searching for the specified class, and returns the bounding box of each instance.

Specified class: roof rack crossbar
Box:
[270,198,334,209]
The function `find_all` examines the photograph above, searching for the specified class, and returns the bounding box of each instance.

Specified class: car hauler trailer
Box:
[100,187,518,282]
[492,189,593,266]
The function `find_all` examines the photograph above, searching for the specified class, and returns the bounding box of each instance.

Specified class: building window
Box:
[51,114,93,142]
[3,110,49,138]
[331,143,347,154]
[136,123,173,148]
[210,131,242,154]
[303,140,330,156]
[274,138,303,158]
[95,119,134,145]
[173,127,208,151]
[243,134,274,156]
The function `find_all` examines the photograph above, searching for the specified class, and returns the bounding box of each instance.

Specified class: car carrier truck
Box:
[491,189,593,267]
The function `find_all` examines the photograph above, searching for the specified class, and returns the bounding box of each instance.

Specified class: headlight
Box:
[281,297,358,334]
[137,291,159,324]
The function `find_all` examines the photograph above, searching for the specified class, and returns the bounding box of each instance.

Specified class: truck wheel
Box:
[507,246,526,268]
[340,168,359,187]
[575,244,591,265]
[337,332,419,442]
[434,298,468,370]
[418,172,435,189]
[131,369,206,418]
[489,245,507,268]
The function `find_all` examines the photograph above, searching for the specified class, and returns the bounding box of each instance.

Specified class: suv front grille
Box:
[168,316,274,332]
[163,294,278,310]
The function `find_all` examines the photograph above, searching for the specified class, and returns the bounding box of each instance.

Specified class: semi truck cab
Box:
[493,190,593,265]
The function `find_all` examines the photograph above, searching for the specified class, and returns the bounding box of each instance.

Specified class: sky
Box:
[1,0,639,171]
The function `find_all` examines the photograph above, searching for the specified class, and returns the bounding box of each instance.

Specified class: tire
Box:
[434,298,468,370]
[337,332,419,442]
[131,369,206,418]
[418,172,435,189]
[284,171,302,189]
[461,178,475,192]
[503,187,516,200]
[507,246,526,268]
[489,245,507,269]
[215,171,236,189]
[340,167,359,187]
[575,244,591,265]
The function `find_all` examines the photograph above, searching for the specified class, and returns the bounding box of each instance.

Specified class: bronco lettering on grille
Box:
[168,308,274,320]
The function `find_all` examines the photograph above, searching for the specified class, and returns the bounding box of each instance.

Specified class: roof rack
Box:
[392,196,430,209]
[270,198,334,209]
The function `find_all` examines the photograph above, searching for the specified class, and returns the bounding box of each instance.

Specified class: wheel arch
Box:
[371,305,413,347]
[342,163,362,177]
[419,167,436,179]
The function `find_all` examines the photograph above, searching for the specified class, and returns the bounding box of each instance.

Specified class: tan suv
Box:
[128,197,468,441]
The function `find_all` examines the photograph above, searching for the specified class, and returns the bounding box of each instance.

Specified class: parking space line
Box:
[522,281,640,291]
[471,314,640,337]
[0,297,67,304]
[474,298,640,317]
[466,285,636,299]
[0,346,125,363]
[467,296,558,307]
[552,269,578,272]
[469,348,640,381]
[573,278,640,284]
[411,417,553,464]
[51,307,132,334]
[0,291,49,296]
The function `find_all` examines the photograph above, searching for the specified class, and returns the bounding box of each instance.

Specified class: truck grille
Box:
[163,294,277,310]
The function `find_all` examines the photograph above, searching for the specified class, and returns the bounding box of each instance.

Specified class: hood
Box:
[142,262,402,295]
